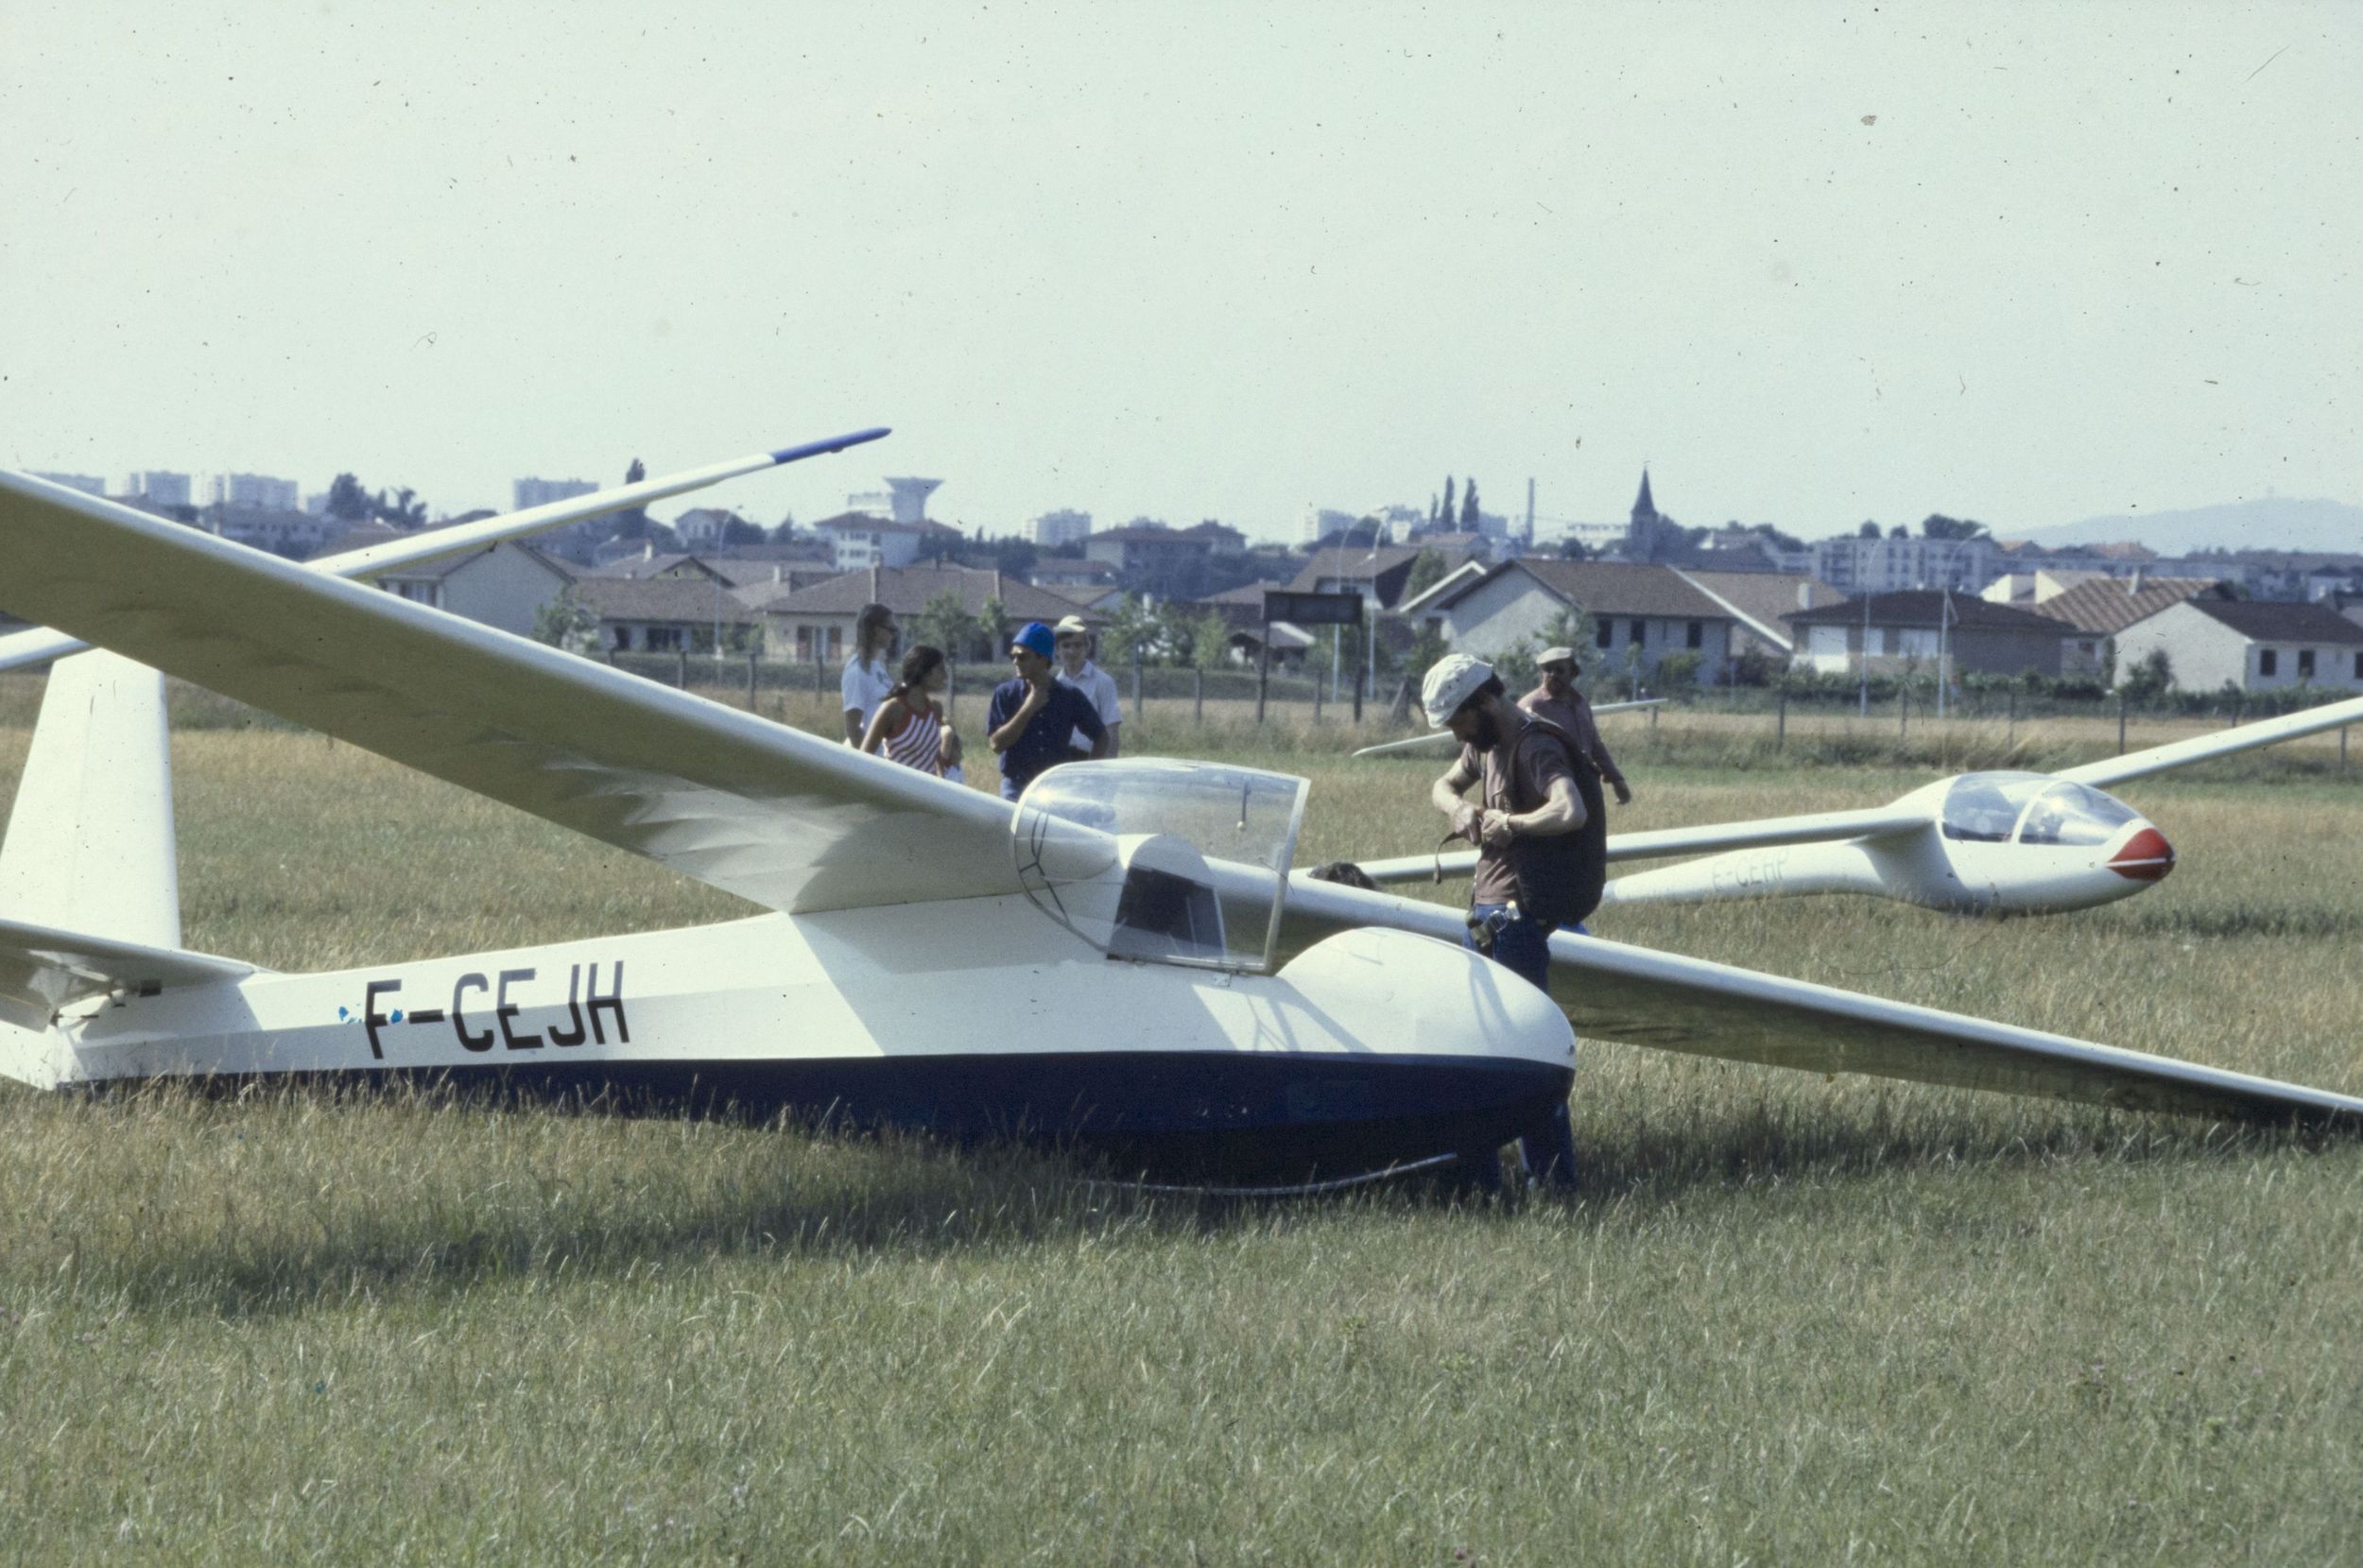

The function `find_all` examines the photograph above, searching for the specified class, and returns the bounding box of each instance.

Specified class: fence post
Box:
[1313,670,1324,725]
[1131,649,1144,714]
[1898,690,1907,738]
[1256,642,1269,726]
[2342,725,2349,768]
[746,648,758,710]
[2116,692,2127,756]
[1352,663,1364,724]
[1194,668,1204,725]
[1775,691,1786,751]
[813,645,825,698]
[2006,689,2016,749]
[675,648,687,689]
[946,661,957,724]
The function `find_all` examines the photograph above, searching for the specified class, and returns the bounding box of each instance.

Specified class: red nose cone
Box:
[2109,826,2176,882]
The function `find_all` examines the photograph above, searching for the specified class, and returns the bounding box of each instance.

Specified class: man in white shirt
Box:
[1052,614,1121,759]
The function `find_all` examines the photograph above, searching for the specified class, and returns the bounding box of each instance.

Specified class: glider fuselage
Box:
[2,900,1577,1187]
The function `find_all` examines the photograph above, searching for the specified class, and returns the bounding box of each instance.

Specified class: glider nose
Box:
[2107,825,2176,882]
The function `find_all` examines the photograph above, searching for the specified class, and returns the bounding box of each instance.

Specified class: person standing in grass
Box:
[840,602,898,745]
[1424,652,1604,1193]
[1522,646,1633,806]
[1052,614,1122,760]
[860,645,961,778]
[988,621,1107,801]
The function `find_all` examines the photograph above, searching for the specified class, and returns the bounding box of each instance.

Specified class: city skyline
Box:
[4,4,2356,550]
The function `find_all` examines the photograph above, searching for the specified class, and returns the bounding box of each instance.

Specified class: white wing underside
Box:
[0,472,1018,917]
[5,469,2356,1126]
[1338,804,1929,887]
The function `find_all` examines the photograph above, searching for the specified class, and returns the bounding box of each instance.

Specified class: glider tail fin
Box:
[0,649,182,949]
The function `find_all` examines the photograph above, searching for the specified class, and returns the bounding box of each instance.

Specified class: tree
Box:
[1189,609,1234,671]
[1557,535,1590,561]
[1857,520,1882,539]
[769,513,797,543]
[1921,513,1990,542]
[1441,477,1457,526]
[913,590,980,663]
[720,515,768,547]
[2121,647,2174,700]
[373,486,427,527]
[324,474,372,522]
[531,588,600,653]
[1889,524,1910,539]
[976,595,1010,660]
[1401,547,1451,604]
[1099,594,1162,668]
[1405,621,1449,682]
[1459,479,1480,530]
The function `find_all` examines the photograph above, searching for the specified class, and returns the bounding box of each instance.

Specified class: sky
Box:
[3,1,2356,544]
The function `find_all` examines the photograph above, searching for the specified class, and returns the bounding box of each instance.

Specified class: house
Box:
[810,511,965,572]
[1026,556,1126,612]
[571,576,763,655]
[305,526,579,640]
[590,548,738,585]
[1671,568,1846,662]
[371,543,578,640]
[1285,544,1474,615]
[2023,576,2233,677]
[1083,524,1218,592]
[1785,592,2070,679]
[2112,599,2363,694]
[749,564,1100,665]
[670,508,750,550]
[1403,559,1741,683]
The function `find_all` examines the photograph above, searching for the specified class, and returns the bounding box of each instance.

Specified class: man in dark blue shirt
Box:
[987,622,1108,801]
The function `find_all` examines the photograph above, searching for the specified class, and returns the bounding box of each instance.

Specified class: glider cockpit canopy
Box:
[1012,760,1307,974]
[1938,771,2140,847]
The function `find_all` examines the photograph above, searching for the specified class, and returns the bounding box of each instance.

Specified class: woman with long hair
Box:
[859,644,958,777]
[839,601,898,744]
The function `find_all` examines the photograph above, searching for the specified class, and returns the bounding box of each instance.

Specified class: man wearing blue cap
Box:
[987,621,1109,801]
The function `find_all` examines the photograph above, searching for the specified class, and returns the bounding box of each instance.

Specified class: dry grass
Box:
[1,676,2361,1563]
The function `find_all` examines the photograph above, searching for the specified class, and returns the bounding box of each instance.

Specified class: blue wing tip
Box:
[770,426,891,465]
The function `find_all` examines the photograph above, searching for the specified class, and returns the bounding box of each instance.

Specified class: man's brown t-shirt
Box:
[1451,713,1576,906]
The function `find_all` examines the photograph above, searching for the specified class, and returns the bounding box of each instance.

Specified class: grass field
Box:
[3,674,2361,1563]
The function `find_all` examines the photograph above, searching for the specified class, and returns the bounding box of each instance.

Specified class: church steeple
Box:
[1630,468,1658,525]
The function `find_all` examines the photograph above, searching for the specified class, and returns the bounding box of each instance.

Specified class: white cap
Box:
[1052,615,1092,638]
[1421,653,1494,728]
[1537,646,1578,668]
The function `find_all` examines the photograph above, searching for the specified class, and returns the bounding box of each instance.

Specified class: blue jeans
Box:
[1462,902,1579,1192]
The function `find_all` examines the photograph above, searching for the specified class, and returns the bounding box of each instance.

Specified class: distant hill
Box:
[2018,497,2363,556]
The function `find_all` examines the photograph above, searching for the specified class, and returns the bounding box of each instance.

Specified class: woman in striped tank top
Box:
[859,645,958,778]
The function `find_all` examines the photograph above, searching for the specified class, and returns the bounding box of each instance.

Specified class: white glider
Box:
[1,468,2356,1190]
[1334,694,2363,917]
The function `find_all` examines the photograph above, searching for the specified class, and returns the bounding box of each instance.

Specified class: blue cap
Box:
[1011,621,1056,660]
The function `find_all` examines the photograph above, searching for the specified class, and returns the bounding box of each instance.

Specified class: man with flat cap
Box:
[1523,646,1633,806]
[1423,652,1607,1192]
[988,621,1109,801]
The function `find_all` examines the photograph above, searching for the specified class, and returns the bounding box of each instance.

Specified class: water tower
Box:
[885,476,943,525]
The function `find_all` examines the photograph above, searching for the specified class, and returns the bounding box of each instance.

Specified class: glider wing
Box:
[2056,692,2363,790]
[0,471,1019,916]
[1331,802,1929,887]
[1278,877,2363,1125]
[0,428,888,675]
